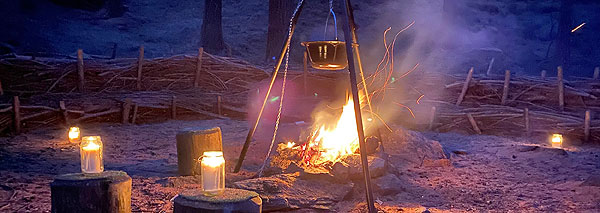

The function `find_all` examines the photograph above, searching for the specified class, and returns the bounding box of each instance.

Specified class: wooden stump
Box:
[51,171,132,213]
[177,127,223,176]
[173,188,262,213]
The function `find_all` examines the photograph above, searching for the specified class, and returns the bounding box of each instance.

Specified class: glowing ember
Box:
[571,22,586,33]
[300,97,361,166]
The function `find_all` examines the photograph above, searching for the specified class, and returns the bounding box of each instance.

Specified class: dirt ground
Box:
[1,119,599,212]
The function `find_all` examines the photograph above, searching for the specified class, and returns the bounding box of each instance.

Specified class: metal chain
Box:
[258,0,304,177]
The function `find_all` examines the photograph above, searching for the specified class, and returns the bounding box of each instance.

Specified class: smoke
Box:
[351,0,501,128]
[359,0,498,75]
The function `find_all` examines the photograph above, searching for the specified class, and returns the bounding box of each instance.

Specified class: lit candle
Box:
[80,136,104,173]
[201,151,225,196]
[68,127,81,143]
[551,134,563,148]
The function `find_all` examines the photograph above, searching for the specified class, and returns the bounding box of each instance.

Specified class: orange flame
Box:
[300,96,363,166]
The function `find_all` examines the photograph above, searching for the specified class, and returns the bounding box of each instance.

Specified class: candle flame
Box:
[552,134,562,143]
[82,136,101,151]
[68,127,80,142]
[202,151,225,168]
[551,134,563,148]
[82,141,100,151]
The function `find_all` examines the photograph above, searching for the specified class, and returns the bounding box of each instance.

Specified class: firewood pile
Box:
[400,67,600,142]
[0,50,269,134]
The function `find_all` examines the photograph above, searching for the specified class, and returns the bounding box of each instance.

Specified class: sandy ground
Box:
[0,119,599,212]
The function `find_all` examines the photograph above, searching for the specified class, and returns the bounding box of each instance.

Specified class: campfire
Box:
[265,93,382,179]
[298,96,362,166]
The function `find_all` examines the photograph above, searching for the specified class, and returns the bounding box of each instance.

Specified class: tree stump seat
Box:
[176,127,223,176]
[173,188,262,213]
[51,171,132,213]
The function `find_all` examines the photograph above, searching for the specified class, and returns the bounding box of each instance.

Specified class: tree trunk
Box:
[265,0,294,63]
[555,0,572,73]
[202,0,226,54]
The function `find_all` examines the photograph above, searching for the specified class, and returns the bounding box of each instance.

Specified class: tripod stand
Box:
[234,0,376,212]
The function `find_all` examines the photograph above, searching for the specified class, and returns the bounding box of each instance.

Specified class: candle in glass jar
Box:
[80,136,104,173]
[68,127,81,143]
[551,134,563,148]
[201,151,225,195]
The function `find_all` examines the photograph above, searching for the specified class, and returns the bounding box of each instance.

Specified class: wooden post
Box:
[541,70,547,80]
[77,49,85,92]
[51,171,132,213]
[131,104,139,124]
[594,67,600,80]
[501,70,511,105]
[171,96,177,119]
[584,110,591,142]
[456,67,474,106]
[428,106,436,131]
[217,95,222,116]
[524,108,530,137]
[303,50,308,96]
[12,96,20,134]
[558,66,565,111]
[466,113,481,134]
[176,127,223,176]
[486,57,495,76]
[59,101,69,126]
[136,46,144,90]
[194,48,204,88]
[121,98,132,124]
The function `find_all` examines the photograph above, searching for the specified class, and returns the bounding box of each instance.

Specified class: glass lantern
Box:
[200,151,225,196]
[551,134,563,148]
[68,127,81,143]
[80,136,104,173]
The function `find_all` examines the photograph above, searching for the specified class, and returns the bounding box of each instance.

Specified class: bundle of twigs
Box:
[0,52,268,95]
[0,51,269,134]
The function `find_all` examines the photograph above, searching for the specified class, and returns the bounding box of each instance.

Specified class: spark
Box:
[413,88,424,104]
[571,22,586,33]
[398,63,420,79]
[393,102,416,119]
[416,94,424,104]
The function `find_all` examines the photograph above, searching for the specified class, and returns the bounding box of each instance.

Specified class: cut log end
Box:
[51,171,132,213]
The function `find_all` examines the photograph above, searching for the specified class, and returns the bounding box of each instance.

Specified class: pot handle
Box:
[324,7,338,40]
